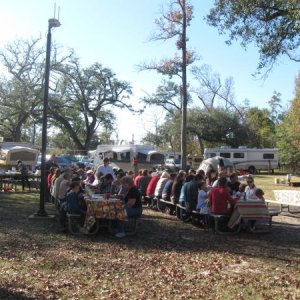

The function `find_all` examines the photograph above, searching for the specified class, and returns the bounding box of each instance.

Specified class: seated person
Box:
[171,171,186,204]
[228,173,240,195]
[235,183,247,200]
[97,173,114,194]
[162,173,177,201]
[138,169,151,197]
[196,181,210,214]
[154,171,169,198]
[59,181,86,228]
[146,172,160,198]
[84,170,95,185]
[209,177,238,215]
[254,188,265,202]
[66,182,86,217]
[245,176,258,200]
[115,176,143,238]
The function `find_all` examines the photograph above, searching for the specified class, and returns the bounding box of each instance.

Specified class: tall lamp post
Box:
[37,18,61,216]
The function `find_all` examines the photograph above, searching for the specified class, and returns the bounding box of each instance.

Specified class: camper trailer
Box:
[0,143,39,171]
[93,144,165,169]
[204,147,279,173]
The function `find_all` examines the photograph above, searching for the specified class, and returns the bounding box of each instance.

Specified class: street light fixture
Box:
[37,17,61,216]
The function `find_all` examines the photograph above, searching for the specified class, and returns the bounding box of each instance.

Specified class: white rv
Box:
[0,143,39,171]
[203,147,279,173]
[93,144,165,168]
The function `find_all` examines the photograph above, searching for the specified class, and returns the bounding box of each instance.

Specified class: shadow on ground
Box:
[0,192,299,264]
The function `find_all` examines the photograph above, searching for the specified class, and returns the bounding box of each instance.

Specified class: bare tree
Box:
[139,0,195,170]
[191,64,243,118]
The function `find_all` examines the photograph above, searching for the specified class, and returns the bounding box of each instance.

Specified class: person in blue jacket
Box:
[66,181,86,225]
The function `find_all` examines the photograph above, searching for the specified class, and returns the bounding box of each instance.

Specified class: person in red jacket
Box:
[134,169,143,187]
[146,172,160,197]
[209,177,238,215]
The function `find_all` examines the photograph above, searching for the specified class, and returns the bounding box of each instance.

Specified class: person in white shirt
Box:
[244,177,258,200]
[97,158,114,178]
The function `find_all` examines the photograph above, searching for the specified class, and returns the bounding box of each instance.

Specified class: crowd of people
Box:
[45,154,266,237]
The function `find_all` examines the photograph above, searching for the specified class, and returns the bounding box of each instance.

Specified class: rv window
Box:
[220,152,231,158]
[263,153,274,159]
[233,153,244,158]
[209,153,216,158]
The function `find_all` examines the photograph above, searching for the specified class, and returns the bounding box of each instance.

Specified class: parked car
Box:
[35,154,51,170]
[164,158,181,171]
[76,155,92,168]
[56,156,70,169]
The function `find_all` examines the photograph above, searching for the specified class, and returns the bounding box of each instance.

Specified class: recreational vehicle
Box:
[0,143,39,171]
[93,144,165,169]
[204,147,279,173]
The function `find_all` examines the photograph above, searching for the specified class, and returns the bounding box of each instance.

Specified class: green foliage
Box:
[0,38,45,141]
[244,107,276,148]
[188,108,246,153]
[0,38,133,151]
[207,0,300,71]
[50,59,130,151]
[277,73,300,170]
[268,91,283,124]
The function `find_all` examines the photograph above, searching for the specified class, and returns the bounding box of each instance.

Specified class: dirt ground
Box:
[0,191,299,299]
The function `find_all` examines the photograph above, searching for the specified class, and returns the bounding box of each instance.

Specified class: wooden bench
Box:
[240,212,278,233]
[157,198,177,215]
[175,204,210,228]
[265,190,300,213]
[108,217,141,236]
[66,213,99,235]
[211,214,241,235]
[176,204,186,220]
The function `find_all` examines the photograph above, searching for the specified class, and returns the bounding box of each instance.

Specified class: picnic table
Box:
[228,200,272,232]
[0,172,41,190]
[84,196,126,231]
[265,190,300,213]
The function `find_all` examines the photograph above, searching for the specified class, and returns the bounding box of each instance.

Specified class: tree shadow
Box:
[0,193,299,265]
[0,287,36,300]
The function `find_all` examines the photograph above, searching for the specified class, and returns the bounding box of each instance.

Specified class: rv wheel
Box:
[248,166,256,174]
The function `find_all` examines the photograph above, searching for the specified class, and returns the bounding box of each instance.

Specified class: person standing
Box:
[17,160,30,191]
[133,157,138,177]
[97,158,114,177]
[45,154,58,175]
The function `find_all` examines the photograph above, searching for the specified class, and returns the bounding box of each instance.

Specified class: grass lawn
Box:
[250,173,300,201]
[0,176,299,300]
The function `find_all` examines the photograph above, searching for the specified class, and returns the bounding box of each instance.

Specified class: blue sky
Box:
[0,0,299,143]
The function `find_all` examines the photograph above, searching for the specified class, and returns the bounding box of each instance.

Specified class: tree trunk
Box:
[198,136,205,155]
[49,108,86,151]
[181,0,188,170]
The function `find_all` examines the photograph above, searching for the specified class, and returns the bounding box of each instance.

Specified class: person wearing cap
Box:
[97,157,114,178]
[84,170,95,185]
[17,160,30,191]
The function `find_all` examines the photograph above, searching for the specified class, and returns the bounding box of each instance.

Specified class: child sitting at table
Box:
[255,188,265,202]
[196,181,210,214]
[235,183,247,200]
[66,181,86,224]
